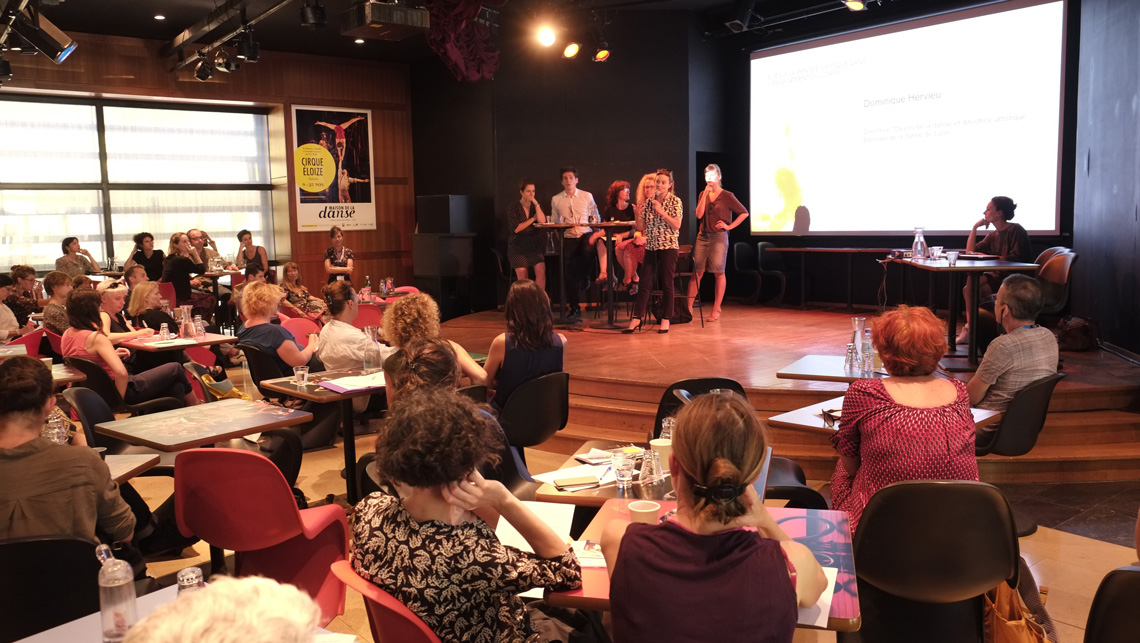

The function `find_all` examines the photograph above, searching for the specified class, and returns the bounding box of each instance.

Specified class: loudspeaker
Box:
[416,195,474,234]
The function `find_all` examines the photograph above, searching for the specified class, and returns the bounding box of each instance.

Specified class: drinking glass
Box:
[929,245,944,258]
[659,416,676,440]
[946,251,960,267]
[613,452,635,488]
[293,366,309,386]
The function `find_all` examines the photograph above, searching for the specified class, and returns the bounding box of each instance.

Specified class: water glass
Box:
[613,452,635,488]
[929,245,944,258]
[293,366,309,386]
[946,251,960,267]
[659,416,676,440]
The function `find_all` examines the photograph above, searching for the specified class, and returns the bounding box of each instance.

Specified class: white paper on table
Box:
[797,566,839,628]
[149,338,196,347]
[571,539,608,568]
[313,633,358,643]
[532,463,614,486]
[495,501,576,599]
[322,372,386,392]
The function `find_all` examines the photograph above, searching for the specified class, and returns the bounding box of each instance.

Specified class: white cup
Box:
[628,500,660,524]
[649,438,672,474]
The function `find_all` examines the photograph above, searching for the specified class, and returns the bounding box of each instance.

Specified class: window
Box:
[0,98,274,271]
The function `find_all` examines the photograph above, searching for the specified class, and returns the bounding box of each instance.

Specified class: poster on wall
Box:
[292,105,376,231]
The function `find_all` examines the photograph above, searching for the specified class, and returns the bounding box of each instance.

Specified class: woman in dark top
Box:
[123,232,165,282]
[687,164,749,322]
[160,232,214,320]
[602,392,826,643]
[601,180,639,293]
[324,226,354,285]
[958,196,1033,343]
[235,229,269,274]
[506,178,548,292]
[236,281,320,377]
[483,280,565,411]
[5,265,43,327]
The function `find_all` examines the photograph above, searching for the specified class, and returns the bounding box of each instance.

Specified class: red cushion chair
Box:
[175,449,348,626]
[330,560,441,643]
[352,303,383,330]
[45,330,64,356]
[6,328,43,357]
[156,281,177,307]
[282,318,321,348]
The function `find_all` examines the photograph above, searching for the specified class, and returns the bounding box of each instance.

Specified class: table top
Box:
[106,454,160,483]
[546,499,860,632]
[535,441,673,508]
[766,247,895,254]
[51,364,86,385]
[533,222,579,229]
[93,271,124,277]
[896,257,1038,272]
[776,355,890,384]
[260,368,385,403]
[0,344,28,359]
[121,333,236,352]
[94,399,312,451]
[766,395,1002,434]
[204,270,241,277]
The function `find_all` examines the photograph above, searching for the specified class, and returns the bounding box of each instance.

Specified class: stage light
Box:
[537,26,556,47]
[235,29,259,62]
[562,42,579,58]
[154,14,165,20]
[300,0,326,28]
[11,6,76,64]
[593,41,610,62]
[845,0,865,10]
[354,38,365,44]
[194,58,214,82]
[214,49,239,73]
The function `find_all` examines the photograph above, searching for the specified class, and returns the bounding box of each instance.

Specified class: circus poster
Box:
[292,105,376,231]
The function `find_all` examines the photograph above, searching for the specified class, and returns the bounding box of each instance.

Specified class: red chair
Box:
[282,318,321,348]
[6,328,44,357]
[45,330,63,356]
[174,449,348,626]
[394,286,419,294]
[352,303,383,330]
[156,281,177,307]
[330,560,441,643]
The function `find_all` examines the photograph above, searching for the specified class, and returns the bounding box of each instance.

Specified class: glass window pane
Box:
[104,107,270,184]
[109,190,274,264]
[0,190,105,271]
[0,101,101,183]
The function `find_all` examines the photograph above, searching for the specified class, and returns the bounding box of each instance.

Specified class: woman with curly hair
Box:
[351,386,582,643]
[602,180,639,292]
[280,262,328,321]
[160,232,214,320]
[123,232,165,282]
[602,392,826,642]
[380,293,485,406]
[5,265,44,327]
[483,280,565,411]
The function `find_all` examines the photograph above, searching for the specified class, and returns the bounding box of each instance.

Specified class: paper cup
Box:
[649,438,672,474]
[628,500,660,524]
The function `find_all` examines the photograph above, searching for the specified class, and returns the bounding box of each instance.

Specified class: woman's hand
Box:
[735,485,786,540]
[634,234,647,247]
[715,220,730,231]
[442,469,510,514]
[19,320,36,336]
[651,199,665,216]
[115,347,131,359]
[973,218,989,230]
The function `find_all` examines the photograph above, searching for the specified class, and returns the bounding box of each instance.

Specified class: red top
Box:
[61,329,114,379]
[830,378,978,532]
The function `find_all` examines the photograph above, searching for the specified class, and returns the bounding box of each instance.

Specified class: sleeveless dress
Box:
[491,332,563,410]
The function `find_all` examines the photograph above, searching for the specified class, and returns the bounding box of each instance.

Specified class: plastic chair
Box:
[6,328,43,357]
[756,242,788,305]
[491,247,513,307]
[1084,566,1140,643]
[63,357,184,416]
[156,281,177,307]
[283,317,321,348]
[763,456,828,509]
[330,560,441,643]
[352,303,384,330]
[457,384,487,403]
[1038,251,1078,316]
[175,449,348,626]
[184,361,220,403]
[236,343,340,450]
[45,330,63,356]
[652,377,746,439]
[0,536,102,642]
[733,242,762,304]
[1033,246,1069,269]
[394,286,419,294]
[497,372,569,466]
[481,418,541,502]
[672,244,704,327]
[842,480,1019,643]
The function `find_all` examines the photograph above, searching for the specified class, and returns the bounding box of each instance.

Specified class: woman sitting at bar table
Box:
[6,264,45,326]
[830,305,978,532]
[602,392,826,642]
[281,262,328,320]
[161,232,214,321]
[483,279,565,411]
[123,232,165,282]
[96,279,154,344]
[41,270,72,335]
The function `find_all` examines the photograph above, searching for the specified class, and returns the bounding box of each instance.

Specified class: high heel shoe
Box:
[622,319,643,334]
[659,321,670,334]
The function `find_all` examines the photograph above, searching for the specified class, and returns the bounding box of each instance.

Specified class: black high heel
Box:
[622,319,643,334]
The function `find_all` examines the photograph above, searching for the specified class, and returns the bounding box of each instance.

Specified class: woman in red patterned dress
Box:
[830,305,979,532]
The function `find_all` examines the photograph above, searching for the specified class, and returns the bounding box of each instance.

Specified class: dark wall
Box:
[1072,0,1140,353]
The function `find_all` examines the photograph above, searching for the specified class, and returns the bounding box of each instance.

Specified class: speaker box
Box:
[416,195,474,234]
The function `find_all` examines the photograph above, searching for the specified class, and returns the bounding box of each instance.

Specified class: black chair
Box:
[652,377,746,439]
[733,242,762,304]
[490,247,514,307]
[1038,251,1078,317]
[457,384,487,404]
[63,386,175,469]
[840,480,1019,643]
[64,356,183,416]
[184,361,220,403]
[1084,565,1140,643]
[0,536,102,642]
[756,241,788,305]
[498,372,570,467]
[482,421,542,502]
[764,456,828,509]
[235,343,340,451]
[673,244,703,328]
[976,372,1065,536]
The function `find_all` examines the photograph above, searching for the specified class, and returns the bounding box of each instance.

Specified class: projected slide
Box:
[749,0,1064,235]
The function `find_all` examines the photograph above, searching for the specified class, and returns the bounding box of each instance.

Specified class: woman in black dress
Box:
[235,229,269,274]
[160,232,214,320]
[506,179,547,292]
[123,232,165,282]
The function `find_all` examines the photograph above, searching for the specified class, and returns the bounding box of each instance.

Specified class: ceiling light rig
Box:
[300,0,326,28]
[235,27,259,63]
[193,50,214,81]
[214,48,240,73]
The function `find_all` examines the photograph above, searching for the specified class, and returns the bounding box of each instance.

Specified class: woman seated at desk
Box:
[958,196,1032,343]
[236,282,320,377]
[601,392,826,642]
[381,292,485,406]
[316,281,394,412]
[483,279,565,411]
[830,305,978,532]
[161,232,214,321]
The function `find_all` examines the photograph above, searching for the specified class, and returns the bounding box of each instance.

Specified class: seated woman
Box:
[62,289,199,408]
[830,305,978,531]
[55,236,97,278]
[281,262,328,321]
[161,232,215,321]
[381,292,486,406]
[123,232,165,283]
[41,270,72,336]
[316,281,395,411]
[235,229,270,275]
[601,392,826,642]
[351,386,582,643]
[236,281,320,377]
[483,280,565,411]
[6,265,44,326]
[125,282,225,379]
[0,356,135,543]
[0,275,36,342]
[97,279,154,344]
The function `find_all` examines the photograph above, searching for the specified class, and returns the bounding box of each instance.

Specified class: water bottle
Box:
[362,275,371,300]
[96,544,137,642]
[844,343,858,372]
[193,315,206,339]
[176,566,206,595]
[911,227,929,260]
[861,328,874,374]
[385,276,394,295]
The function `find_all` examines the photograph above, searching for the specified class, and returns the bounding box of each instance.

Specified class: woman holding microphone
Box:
[687,164,749,322]
[625,169,683,334]
[506,179,547,291]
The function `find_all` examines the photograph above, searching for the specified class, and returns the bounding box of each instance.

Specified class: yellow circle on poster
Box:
[295,143,336,193]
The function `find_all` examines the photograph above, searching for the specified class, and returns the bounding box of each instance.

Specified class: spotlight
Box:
[300,0,326,28]
[845,0,866,9]
[235,29,259,62]
[537,26,556,47]
[354,38,365,44]
[194,58,214,82]
[562,42,579,58]
[0,58,12,83]
[593,42,610,62]
[214,49,240,73]
[154,14,166,20]
[11,6,76,64]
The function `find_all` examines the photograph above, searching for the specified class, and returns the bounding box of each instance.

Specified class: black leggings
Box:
[125,362,192,404]
[633,248,679,320]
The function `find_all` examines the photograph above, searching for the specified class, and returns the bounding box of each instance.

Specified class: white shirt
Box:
[550,189,597,239]
[316,319,396,371]
[0,303,18,341]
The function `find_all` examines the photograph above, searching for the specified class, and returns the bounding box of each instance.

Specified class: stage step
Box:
[980,443,1140,483]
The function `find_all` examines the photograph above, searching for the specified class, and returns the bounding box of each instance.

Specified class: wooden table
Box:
[535,440,672,508]
[121,333,237,352]
[534,222,580,326]
[767,395,1002,434]
[260,369,385,504]
[776,355,890,384]
[0,344,28,359]
[895,257,1037,370]
[106,454,160,483]
[766,247,894,310]
[546,498,861,632]
[51,364,86,385]
[94,399,312,451]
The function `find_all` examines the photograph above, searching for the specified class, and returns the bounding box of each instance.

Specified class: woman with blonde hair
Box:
[625,168,682,333]
[281,262,328,320]
[602,392,826,641]
[615,173,653,294]
[236,281,320,377]
[381,292,485,406]
[687,163,749,322]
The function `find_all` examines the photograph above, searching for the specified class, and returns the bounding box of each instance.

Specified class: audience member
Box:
[316,281,393,411]
[186,228,236,298]
[236,281,319,377]
[233,264,268,315]
[6,264,44,326]
[55,236,97,278]
[483,279,565,411]
[830,305,978,531]
[324,226,354,284]
[602,392,826,642]
[968,274,1059,446]
[282,262,328,320]
[0,356,135,543]
[123,232,165,282]
[162,232,215,320]
[41,270,72,335]
[96,279,154,344]
[235,229,270,274]
[380,292,485,406]
[352,387,583,643]
[72,274,93,290]
[124,576,321,643]
[123,264,149,291]
[388,337,462,397]
[0,274,36,341]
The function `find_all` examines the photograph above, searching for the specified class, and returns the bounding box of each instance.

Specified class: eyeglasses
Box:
[103,280,126,290]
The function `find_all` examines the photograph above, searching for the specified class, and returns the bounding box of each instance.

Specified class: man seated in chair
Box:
[967,274,1058,446]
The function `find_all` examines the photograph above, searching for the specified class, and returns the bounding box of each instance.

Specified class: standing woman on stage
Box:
[505,179,547,292]
[324,225,354,284]
[687,164,749,322]
[625,169,683,334]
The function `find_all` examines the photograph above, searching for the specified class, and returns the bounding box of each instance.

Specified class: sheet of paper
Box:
[495,501,576,599]
[533,463,614,486]
[312,633,357,643]
[149,338,196,347]
[571,540,608,568]
[797,566,839,628]
[319,372,386,393]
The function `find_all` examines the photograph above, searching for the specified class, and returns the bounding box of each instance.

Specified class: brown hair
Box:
[505,280,554,351]
[0,356,54,424]
[72,275,93,290]
[392,337,460,396]
[167,232,188,257]
[655,168,675,194]
[328,226,343,239]
[124,265,147,285]
[381,292,440,349]
[66,288,105,333]
[606,180,631,209]
[872,306,947,377]
[375,387,502,488]
[672,392,768,524]
[127,282,160,318]
[9,264,35,283]
[281,262,302,289]
[321,280,355,317]
[42,271,71,297]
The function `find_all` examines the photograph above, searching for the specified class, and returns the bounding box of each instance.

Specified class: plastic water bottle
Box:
[861,328,874,374]
[96,544,137,642]
[362,275,371,300]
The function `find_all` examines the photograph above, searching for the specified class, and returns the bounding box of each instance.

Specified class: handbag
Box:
[984,574,1052,643]
[202,374,252,401]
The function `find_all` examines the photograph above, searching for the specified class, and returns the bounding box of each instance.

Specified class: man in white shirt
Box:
[550,167,598,318]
